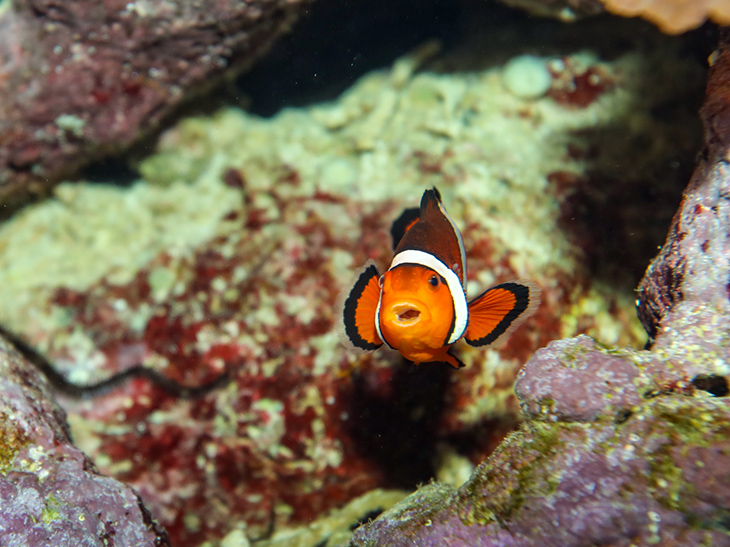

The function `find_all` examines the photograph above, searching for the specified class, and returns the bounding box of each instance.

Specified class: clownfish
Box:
[342,188,540,369]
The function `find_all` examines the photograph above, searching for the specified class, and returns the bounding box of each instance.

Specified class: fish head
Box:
[377,264,454,350]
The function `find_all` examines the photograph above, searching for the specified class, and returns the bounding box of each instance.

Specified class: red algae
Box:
[45,191,403,545]
[547,57,615,108]
[20,178,641,544]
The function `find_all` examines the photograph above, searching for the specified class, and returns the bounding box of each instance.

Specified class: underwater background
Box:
[1,0,729,546]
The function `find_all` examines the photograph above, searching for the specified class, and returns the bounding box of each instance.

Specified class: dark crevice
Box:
[692,374,730,397]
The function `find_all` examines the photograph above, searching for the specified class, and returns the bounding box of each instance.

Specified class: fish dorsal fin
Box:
[390,207,420,250]
[393,187,466,286]
[465,281,540,347]
[342,264,384,350]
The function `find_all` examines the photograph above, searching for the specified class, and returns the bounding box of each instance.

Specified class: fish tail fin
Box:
[465,280,540,347]
[341,262,384,351]
[418,347,465,369]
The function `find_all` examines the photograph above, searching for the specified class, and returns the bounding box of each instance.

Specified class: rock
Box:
[637,29,730,349]
[514,335,643,422]
[349,336,730,547]
[0,0,311,213]
[0,336,169,547]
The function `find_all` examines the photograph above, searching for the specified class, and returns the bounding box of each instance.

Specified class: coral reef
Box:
[0,336,169,547]
[0,0,311,212]
[347,28,730,547]
[0,9,708,547]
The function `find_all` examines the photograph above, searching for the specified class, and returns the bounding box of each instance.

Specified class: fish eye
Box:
[429,275,440,288]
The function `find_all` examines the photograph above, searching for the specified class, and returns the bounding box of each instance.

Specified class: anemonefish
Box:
[343,187,540,369]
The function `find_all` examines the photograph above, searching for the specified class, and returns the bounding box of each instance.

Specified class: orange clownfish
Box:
[343,188,540,369]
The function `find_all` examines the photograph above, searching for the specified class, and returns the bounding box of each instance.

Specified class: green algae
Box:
[0,411,30,475]
[42,493,62,524]
[461,395,730,530]
[643,398,730,513]
[460,420,568,525]
[557,339,593,367]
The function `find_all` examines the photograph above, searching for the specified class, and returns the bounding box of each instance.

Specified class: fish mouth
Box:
[392,303,421,324]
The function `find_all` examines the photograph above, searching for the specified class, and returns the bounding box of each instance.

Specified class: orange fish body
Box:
[343,188,540,369]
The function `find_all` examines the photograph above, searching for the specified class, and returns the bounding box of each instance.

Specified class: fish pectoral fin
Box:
[342,264,383,350]
[420,347,465,369]
[390,207,421,250]
[465,281,541,347]
[444,348,465,369]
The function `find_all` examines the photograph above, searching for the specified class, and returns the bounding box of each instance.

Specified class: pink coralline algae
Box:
[0,0,311,212]
[0,337,169,547]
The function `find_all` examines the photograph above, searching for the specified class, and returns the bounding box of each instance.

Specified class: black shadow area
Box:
[347,360,451,489]
[236,0,465,117]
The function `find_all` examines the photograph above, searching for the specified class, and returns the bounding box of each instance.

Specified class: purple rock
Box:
[0,0,311,212]
[350,346,730,546]
[515,335,642,422]
[0,336,169,547]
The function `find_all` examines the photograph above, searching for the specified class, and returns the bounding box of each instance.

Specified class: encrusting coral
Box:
[602,0,730,34]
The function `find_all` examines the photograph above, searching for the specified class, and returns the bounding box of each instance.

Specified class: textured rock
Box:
[0,336,169,547]
[638,29,730,346]
[0,0,311,212]
[349,336,730,547]
[514,335,642,422]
